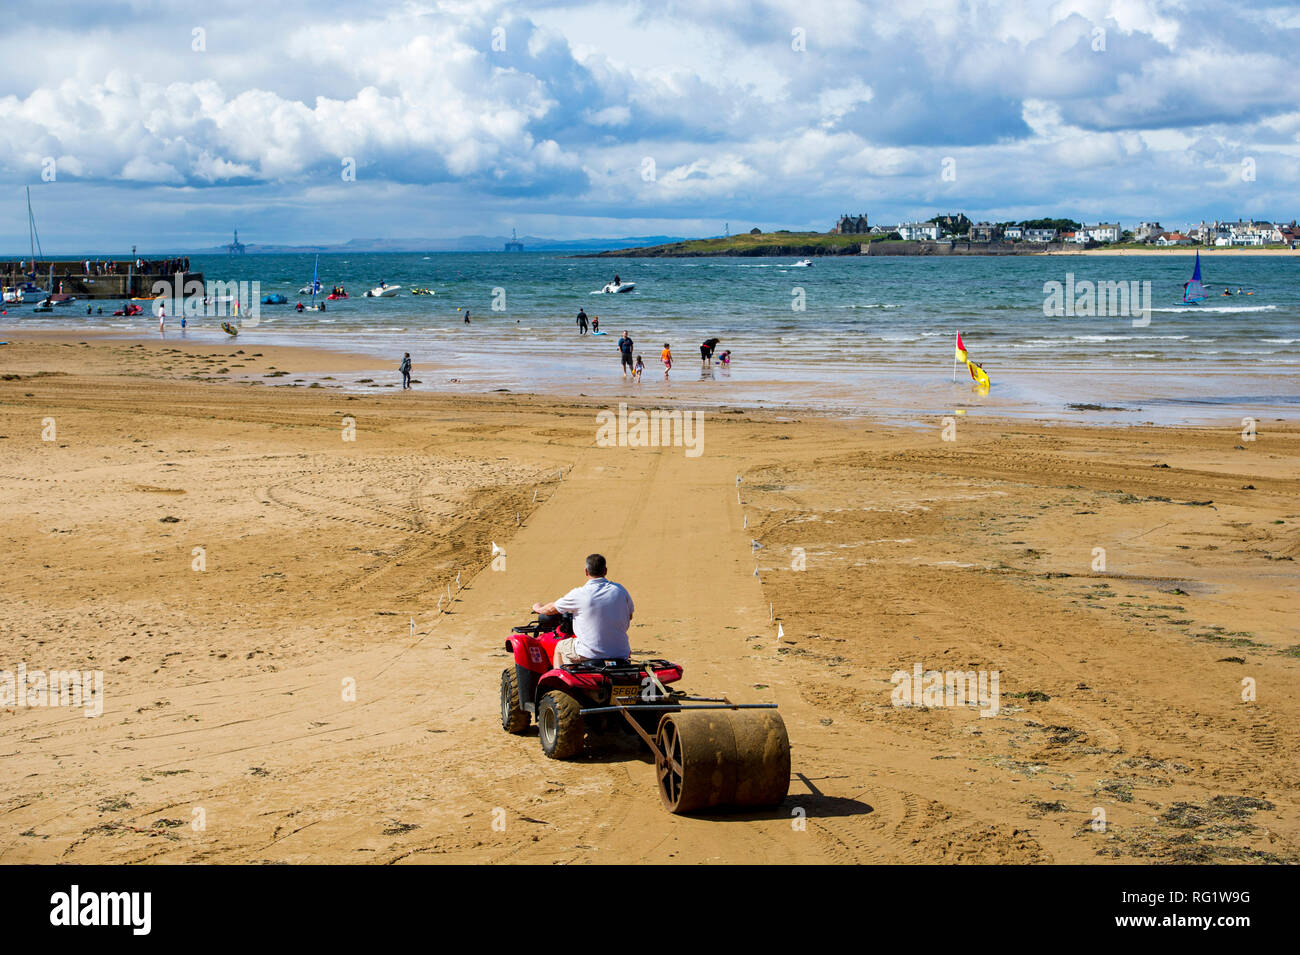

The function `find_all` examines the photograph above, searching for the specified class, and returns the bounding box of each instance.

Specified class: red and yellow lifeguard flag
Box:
[955,332,968,362]
[968,359,990,387]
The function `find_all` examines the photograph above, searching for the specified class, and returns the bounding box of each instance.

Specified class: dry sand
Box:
[1,334,1296,863]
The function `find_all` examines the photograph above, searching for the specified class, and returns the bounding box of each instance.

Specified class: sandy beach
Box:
[1,334,1296,864]
[1043,247,1300,256]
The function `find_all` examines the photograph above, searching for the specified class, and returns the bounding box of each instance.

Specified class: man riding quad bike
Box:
[499,554,790,813]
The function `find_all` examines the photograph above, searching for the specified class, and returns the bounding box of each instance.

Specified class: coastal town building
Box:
[1188,218,1290,246]
[828,211,1292,247]
[896,221,941,241]
[1084,223,1121,242]
[832,213,870,234]
[1133,221,1163,242]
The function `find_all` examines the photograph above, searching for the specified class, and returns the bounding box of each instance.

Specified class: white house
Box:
[1156,232,1193,246]
[1003,225,1024,240]
[897,221,940,241]
[1084,223,1121,243]
[1023,227,1057,243]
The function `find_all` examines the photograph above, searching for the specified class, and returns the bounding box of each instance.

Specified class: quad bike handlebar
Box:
[511,612,573,636]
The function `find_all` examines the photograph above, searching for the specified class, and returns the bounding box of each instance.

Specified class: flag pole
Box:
[952,331,959,382]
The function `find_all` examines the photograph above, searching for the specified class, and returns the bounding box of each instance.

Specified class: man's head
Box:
[585,553,607,578]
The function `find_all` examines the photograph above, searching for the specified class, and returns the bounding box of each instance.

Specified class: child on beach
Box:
[634,354,644,382]
[661,343,672,379]
[717,349,730,366]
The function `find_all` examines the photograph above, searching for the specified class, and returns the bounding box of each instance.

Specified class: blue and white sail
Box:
[1182,250,1207,304]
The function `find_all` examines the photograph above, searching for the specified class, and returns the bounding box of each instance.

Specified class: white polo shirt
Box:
[553,577,634,660]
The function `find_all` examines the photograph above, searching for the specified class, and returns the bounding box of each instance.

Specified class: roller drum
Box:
[655,709,790,813]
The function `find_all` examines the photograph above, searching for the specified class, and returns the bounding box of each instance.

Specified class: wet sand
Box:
[1,335,1296,863]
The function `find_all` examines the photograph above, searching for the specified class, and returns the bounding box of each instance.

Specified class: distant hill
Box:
[187,235,686,254]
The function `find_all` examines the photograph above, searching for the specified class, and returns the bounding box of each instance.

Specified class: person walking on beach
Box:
[399,352,412,390]
[158,302,166,335]
[617,330,634,377]
[700,337,720,365]
[463,308,471,324]
[661,342,672,379]
[633,354,644,383]
[576,308,588,335]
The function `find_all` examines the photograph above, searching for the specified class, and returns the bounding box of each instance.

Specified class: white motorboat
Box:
[601,281,635,293]
[2,287,23,304]
[365,284,401,297]
[793,259,813,267]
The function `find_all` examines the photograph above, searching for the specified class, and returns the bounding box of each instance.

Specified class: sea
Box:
[5,252,1298,425]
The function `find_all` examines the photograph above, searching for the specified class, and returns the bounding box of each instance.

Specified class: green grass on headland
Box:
[580,231,890,257]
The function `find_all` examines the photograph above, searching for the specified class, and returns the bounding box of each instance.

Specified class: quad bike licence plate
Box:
[610,684,640,705]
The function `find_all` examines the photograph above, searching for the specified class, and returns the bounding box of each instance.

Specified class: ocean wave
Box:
[1149,305,1278,313]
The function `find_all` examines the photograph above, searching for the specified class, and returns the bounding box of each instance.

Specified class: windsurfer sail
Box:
[1181,250,1207,305]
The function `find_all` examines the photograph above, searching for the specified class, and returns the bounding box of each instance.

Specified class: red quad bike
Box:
[501,612,791,814]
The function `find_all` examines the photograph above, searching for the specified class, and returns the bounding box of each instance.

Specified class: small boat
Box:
[1181,251,1207,305]
[792,259,813,267]
[262,293,288,305]
[302,256,324,309]
[48,293,75,305]
[601,282,635,293]
[221,322,238,336]
[326,291,349,300]
[365,284,401,297]
[112,304,144,317]
[2,287,23,304]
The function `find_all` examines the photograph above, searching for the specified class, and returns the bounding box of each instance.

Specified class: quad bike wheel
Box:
[500,667,530,734]
[655,709,790,813]
[538,690,586,759]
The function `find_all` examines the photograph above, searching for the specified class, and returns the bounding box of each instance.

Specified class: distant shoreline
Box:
[578,234,1300,258]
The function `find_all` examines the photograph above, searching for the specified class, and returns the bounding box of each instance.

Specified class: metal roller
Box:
[655,709,790,813]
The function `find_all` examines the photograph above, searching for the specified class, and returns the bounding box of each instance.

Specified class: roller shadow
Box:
[686,793,875,822]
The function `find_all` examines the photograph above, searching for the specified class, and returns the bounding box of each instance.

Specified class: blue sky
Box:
[0,0,1296,251]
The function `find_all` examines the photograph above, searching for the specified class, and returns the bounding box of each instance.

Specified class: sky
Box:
[0,0,1296,251]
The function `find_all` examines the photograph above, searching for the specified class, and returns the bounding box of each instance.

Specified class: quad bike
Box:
[501,612,790,814]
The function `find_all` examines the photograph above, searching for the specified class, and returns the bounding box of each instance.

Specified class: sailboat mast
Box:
[27,187,36,267]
